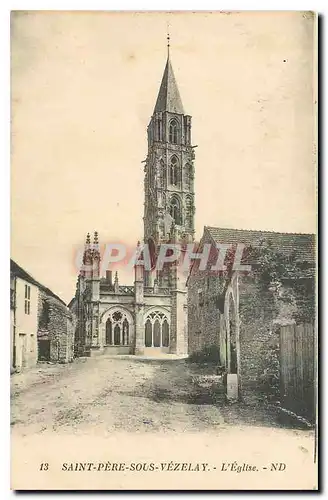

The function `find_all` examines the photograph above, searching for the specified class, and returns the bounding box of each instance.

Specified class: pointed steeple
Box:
[154,48,184,114]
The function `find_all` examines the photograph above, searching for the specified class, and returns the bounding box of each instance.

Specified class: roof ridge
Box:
[204,226,315,237]
[10,259,67,306]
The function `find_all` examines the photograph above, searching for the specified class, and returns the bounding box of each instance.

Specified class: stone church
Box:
[71,47,196,358]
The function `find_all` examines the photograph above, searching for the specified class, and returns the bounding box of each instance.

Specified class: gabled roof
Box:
[10,259,67,306]
[205,226,316,263]
[186,226,315,286]
[154,57,184,114]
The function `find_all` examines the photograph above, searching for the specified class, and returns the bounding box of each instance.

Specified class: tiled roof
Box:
[154,57,184,114]
[10,259,67,306]
[205,227,316,263]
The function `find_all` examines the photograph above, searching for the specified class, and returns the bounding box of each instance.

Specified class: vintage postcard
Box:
[10,11,318,491]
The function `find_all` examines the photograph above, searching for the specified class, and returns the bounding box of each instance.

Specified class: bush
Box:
[187,344,220,365]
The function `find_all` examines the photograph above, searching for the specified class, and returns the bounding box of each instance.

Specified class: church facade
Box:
[70,49,196,358]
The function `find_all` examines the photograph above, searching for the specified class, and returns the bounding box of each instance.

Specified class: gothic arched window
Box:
[169,119,179,144]
[144,310,170,348]
[170,196,181,225]
[106,319,112,345]
[169,156,179,186]
[104,308,132,346]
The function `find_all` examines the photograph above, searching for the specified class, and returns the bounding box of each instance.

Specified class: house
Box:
[187,226,316,403]
[10,260,74,371]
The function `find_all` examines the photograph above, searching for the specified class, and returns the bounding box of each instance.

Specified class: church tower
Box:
[143,39,195,252]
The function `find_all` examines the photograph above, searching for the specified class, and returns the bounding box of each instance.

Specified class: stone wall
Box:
[187,235,226,355]
[187,232,315,404]
[188,261,300,403]
[236,274,275,403]
[38,291,74,363]
[237,271,299,404]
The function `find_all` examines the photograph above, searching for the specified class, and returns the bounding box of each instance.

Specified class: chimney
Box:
[106,270,112,285]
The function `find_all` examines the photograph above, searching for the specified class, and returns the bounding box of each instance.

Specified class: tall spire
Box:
[153,34,184,114]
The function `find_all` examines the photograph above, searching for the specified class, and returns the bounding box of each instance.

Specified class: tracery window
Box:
[144,311,170,348]
[169,119,179,144]
[169,155,179,186]
[105,309,131,346]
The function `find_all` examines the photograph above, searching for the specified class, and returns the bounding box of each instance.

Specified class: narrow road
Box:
[11,356,316,491]
[11,356,227,436]
[11,355,303,436]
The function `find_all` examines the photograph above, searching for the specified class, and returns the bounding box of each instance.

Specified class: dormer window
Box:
[169,119,179,144]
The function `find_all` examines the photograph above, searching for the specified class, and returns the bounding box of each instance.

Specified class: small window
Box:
[198,289,204,307]
[24,285,31,315]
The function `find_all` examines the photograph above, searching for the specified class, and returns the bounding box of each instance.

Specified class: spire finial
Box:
[114,270,119,292]
[86,233,91,245]
[167,23,170,58]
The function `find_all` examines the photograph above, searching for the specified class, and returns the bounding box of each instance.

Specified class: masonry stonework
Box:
[187,226,315,402]
[11,259,73,370]
[38,290,74,363]
[70,50,194,358]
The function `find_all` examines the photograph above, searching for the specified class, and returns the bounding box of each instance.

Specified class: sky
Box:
[11,11,316,303]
